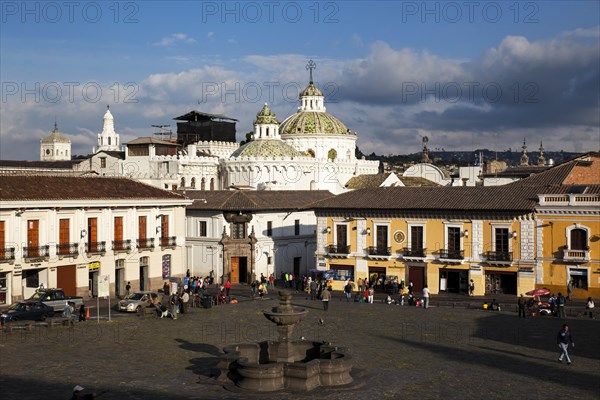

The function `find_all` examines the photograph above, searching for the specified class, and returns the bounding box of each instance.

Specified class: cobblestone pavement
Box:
[1,288,599,400]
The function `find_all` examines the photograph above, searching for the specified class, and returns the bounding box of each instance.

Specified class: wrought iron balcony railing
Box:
[367,246,391,256]
[24,245,50,259]
[57,243,79,257]
[438,249,464,260]
[137,238,155,249]
[0,247,15,262]
[402,247,427,258]
[485,251,513,262]
[326,244,350,254]
[85,241,106,254]
[160,236,177,247]
[112,240,132,252]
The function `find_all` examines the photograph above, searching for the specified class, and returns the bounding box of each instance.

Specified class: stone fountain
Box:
[218,291,353,392]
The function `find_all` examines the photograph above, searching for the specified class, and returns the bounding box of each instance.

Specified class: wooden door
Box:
[88,218,98,252]
[161,215,169,244]
[27,220,39,257]
[59,219,69,255]
[230,257,239,283]
[409,266,425,293]
[114,216,123,249]
[57,265,76,296]
[336,225,347,250]
[139,216,147,242]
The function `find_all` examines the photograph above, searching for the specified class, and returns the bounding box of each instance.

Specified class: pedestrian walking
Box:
[321,286,331,310]
[224,280,232,297]
[357,277,364,293]
[557,292,567,318]
[258,282,267,300]
[269,273,275,288]
[469,279,475,297]
[557,324,574,364]
[344,282,352,302]
[567,279,573,301]
[422,285,430,309]
[518,294,527,318]
[368,286,374,304]
[181,291,190,314]
[125,282,131,297]
[585,297,595,319]
[310,279,317,300]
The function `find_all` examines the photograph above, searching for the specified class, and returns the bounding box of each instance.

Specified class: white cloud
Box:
[153,33,196,46]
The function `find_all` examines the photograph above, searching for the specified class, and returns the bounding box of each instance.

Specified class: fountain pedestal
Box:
[219,290,353,392]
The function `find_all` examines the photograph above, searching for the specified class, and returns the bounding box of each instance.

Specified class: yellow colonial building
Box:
[312,153,599,299]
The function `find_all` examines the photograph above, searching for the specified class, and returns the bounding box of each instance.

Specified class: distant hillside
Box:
[356,147,582,167]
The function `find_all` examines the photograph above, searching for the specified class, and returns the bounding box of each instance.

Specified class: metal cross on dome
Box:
[306,60,316,82]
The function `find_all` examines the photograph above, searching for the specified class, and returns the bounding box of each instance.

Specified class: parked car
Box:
[118,291,160,313]
[28,288,84,312]
[1,301,55,325]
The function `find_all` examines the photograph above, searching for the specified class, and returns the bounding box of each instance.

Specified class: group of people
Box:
[250,273,270,300]
[62,301,86,322]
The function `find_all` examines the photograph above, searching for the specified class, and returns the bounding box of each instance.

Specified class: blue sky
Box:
[1,1,599,159]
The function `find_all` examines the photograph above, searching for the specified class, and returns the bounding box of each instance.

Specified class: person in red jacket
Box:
[224,280,232,297]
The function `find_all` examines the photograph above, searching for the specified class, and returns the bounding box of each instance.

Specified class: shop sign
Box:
[89,262,100,271]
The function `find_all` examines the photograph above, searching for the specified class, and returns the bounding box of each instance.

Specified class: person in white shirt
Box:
[422,285,430,309]
[585,297,595,319]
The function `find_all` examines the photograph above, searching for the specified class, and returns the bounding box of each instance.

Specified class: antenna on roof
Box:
[151,124,173,141]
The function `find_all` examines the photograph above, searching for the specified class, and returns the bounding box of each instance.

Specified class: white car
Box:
[118,291,159,313]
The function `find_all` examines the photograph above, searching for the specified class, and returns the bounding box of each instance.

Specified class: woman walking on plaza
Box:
[321,286,331,310]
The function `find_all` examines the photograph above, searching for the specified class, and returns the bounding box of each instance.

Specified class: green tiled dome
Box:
[299,82,323,97]
[280,111,350,135]
[255,103,279,125]
[231,139,303,158]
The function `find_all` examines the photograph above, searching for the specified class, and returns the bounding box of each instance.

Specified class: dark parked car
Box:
[1,301,55,325]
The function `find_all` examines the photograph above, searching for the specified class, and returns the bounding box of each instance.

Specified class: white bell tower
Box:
[96,105,120,152]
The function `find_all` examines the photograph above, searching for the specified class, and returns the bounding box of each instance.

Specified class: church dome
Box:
[230,139,304,158]
[280,111,351,136]
[255,103,279,125]
[299,82,323,97]
[41,124,70,143]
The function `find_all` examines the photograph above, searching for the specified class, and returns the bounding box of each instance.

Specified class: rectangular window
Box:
[100,158,106,168]
[161,215,169,238]
[295,219,300,236]
[267,256,272,265]
[0,221,5,259]
[447,227,461,252]
[336,224,348,249]
[411,226,424,250]
[233,222,246,239]
[376,225,388,250]
[24,270,39,288]
[267,221,272,237]
[114,217,123,242]
[495,228,509,253]
[199,221,207,237]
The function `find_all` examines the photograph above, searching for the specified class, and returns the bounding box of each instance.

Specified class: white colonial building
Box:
[0,175,191,305]
[40,122,71,161]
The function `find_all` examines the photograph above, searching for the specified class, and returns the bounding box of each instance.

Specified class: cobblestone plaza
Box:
[1,291,599,399]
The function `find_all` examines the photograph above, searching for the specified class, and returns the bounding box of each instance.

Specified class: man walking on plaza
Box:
[518,294,527,318]
[557,292,567,318]
[321,286,331,310]
[344,282,352,302]
[422,285,430,309]
[557,324,574,364]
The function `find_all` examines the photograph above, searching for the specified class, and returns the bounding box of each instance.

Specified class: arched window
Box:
[210,178,215,190]
[346,149,351,159]
[181,177,186,188]
[201,178,205,190]
[570,228,587,250]
[108,137,111,146]
[328,149,337,161]
[307,149,315,158]
[191,177,196,188]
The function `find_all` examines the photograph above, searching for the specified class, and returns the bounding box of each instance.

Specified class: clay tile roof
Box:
[182,190,334,211]
[345,173,392,189]
[0,175,187,201]
[398,177,441,187]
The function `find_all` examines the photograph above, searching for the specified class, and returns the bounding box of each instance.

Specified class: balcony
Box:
[23,245,50,260]
[137,238,155,251]
[85,241,106,255]
[437,249,464,263]
[160,236,177,249]
[401,247,427,261]
[0,247,15,263]
[562,248,590,263]
[112,240,133,253]
[326,244,350,258]
[57,243,79,258]
[484,251,513,266]
[367,246,392,260]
